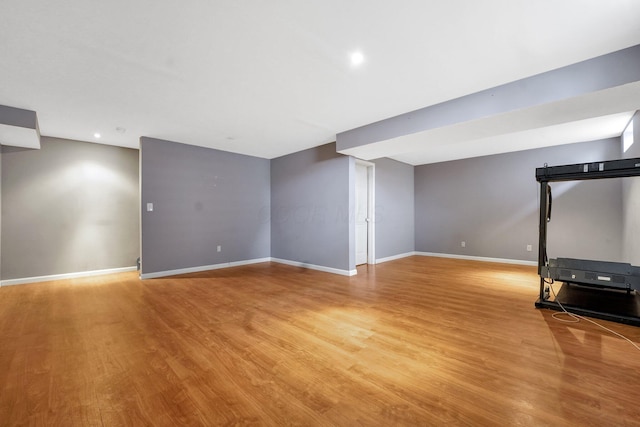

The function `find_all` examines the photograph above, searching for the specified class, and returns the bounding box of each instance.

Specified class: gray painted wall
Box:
[622,112,640,265]
[0,147,2,280]
[373,158,415,259]
[415,138,623,262]
[140,137,270,275]
[271,143,353,272]
[348,157,355,270]
[1,137,139,280]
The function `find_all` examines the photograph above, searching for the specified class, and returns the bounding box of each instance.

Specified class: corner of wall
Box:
[372,157,415,260]
[270,143,352,272]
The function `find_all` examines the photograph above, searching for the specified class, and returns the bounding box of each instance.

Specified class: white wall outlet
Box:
[461,241,466,248]
[217,245,221,252]
[527,244,533,252]
[146,202,153,212]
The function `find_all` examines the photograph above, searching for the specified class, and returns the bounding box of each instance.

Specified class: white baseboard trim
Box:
[271,258,357,276]
[375,251,417,264]
[0,266,138,287]
[141,257,356,279]
[228,258,272,268]
[140,257,272,279]
[415,252,537,266]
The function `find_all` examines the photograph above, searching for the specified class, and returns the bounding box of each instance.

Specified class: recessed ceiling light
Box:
[350,51,365,67]
[94,132,101,139]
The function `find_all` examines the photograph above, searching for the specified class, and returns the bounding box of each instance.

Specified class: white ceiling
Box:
[1,0,640,163]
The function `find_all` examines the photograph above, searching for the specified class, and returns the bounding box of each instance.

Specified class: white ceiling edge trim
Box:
[0,123,41,149]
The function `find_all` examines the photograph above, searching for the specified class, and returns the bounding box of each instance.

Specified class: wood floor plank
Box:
[1,256,640,426]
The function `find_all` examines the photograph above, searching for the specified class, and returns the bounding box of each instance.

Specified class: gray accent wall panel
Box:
[1,137,139,280]
[415,138,623,262]
[0,104,38,130]
[271,143,352,272]
[622,112,640,265]
[140,137,270,275]
[373,158,415,259]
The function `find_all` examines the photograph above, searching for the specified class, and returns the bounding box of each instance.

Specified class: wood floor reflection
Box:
[1,256,639,426]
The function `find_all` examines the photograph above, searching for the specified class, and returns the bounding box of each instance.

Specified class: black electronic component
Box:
[541,258,640,292]
[536,158,640,182]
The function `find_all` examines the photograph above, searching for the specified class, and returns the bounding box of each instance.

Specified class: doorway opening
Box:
[355,160,375,265]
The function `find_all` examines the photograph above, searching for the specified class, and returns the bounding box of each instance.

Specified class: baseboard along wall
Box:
[140,257,357,280]
[414,251,537,266]
[0,266,138,287]
[1,253,535,286]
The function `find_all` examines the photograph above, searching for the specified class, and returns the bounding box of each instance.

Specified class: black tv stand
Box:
[535,158,640,326]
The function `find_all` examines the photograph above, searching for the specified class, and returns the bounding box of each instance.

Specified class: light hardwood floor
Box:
[1,256,640,426]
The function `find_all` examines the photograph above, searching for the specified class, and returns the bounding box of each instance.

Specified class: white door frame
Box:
[355,159,375,264]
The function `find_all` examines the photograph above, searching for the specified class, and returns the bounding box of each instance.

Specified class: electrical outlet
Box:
[217,245,221,252]
[461,241,466,248]
[527,244,532,252]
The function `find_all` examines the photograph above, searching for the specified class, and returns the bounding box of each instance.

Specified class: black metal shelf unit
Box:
[535,158,640,326]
